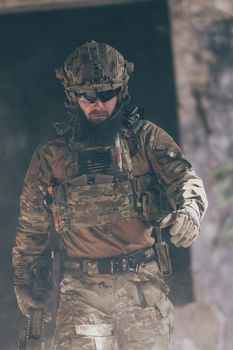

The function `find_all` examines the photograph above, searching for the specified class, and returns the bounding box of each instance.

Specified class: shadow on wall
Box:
[0,1,190,348]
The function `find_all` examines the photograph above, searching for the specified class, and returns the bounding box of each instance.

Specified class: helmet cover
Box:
[56,41,134,94]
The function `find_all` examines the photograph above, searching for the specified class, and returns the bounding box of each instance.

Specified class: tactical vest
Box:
[49,120,170,233]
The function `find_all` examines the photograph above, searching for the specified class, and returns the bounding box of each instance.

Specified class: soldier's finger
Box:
[170,213,188,237]
[182,239,194,248]
[170,219,184,236]
[172,220,192,246]
[180,225,199,247]
[171,234,186,247]
[181,233,197,247]
[170,228,187,244]
[176,220,193,244]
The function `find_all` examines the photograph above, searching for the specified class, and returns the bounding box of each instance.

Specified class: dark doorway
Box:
[0,1,192,348]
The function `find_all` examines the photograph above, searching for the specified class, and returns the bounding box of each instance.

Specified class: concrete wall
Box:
[169,1,233,349]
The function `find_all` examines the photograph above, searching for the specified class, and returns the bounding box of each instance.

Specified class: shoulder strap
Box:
[53,119,75,136]
[121,106,144,156]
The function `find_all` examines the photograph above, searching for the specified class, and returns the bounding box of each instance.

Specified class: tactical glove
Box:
[14,285,43,317]
[160,207,200,248]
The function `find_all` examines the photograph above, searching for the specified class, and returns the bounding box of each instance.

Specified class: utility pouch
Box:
[32,255,50,301]
[153,226,172,276]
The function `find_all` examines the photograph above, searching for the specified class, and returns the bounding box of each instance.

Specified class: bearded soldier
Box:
[13,41,208,350]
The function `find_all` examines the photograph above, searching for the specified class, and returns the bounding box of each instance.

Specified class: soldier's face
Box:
[77,96,117,123]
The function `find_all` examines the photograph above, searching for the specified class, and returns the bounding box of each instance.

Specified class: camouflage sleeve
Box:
[143,121,208,220]
[12,142,52,286]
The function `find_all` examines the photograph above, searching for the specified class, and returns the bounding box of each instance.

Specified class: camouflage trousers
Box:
[53,262,174,350]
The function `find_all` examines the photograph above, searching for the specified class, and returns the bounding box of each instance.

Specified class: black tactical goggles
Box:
[78,88,120,104]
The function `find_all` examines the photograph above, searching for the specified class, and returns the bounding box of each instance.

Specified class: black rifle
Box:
[18,255,48,350]
[18,249,61,350]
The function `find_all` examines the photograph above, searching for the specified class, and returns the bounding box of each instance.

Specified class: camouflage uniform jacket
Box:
[12,119,207,286]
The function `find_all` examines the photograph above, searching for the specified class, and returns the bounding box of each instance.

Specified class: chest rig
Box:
[49,115,170,233]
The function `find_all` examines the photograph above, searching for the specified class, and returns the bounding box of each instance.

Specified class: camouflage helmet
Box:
[56,40,134,103]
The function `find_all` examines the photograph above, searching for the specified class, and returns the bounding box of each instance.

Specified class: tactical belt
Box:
[63,247,156,275]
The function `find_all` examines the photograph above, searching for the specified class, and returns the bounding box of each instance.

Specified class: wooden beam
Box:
[0,0,159,15]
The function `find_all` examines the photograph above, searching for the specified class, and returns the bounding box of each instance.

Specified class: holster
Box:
[153,226,172,276]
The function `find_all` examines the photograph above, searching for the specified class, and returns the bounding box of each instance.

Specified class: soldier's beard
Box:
[76,107,123,146]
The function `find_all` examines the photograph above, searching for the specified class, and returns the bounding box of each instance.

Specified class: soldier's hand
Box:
[14,285,43,317]
[160,208,200,248]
